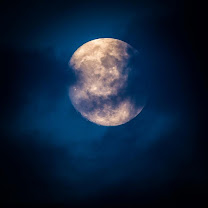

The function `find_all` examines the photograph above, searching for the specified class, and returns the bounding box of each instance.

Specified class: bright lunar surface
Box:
[69,38,145,126]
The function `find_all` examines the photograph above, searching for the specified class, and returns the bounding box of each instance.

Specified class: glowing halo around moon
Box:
[68,38,146,126]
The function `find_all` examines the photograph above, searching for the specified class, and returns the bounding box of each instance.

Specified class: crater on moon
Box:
[69,38,146,126]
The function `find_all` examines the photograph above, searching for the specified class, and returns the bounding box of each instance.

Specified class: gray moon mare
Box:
[69,38,146,126]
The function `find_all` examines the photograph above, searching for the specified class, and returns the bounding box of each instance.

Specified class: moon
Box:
[69,38,146,126]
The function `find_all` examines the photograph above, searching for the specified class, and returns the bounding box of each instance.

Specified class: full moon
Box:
[69,38,146,126]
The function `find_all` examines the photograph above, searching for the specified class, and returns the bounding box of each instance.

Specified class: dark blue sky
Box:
[1,0,207,207]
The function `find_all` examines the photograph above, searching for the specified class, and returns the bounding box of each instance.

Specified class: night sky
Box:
[1,0,207,207]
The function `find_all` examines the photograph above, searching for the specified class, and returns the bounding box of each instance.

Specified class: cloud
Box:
[1,16,206,203]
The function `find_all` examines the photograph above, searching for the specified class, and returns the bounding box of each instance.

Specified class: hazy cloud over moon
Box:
[69,38,146,126]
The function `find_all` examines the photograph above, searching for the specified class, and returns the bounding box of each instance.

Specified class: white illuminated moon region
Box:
[69,38,145,126]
